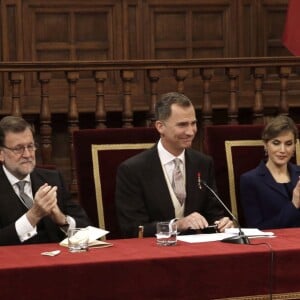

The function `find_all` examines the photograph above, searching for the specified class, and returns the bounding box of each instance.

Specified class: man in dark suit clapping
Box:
[0,116,90,245]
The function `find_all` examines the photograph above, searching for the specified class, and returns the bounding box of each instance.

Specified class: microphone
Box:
[198,175,250,245]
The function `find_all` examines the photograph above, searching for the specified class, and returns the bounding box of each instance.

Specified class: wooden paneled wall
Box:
[0,0,296,192]
[0,0,291,115]
[2,57,300,192]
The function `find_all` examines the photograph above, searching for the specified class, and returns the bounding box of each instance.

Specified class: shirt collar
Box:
[157,139,185,165]
[2,165,31,186]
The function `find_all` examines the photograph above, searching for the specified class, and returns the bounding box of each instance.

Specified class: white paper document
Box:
[85,226,109,240]
[177,228,274,243]
[224,228,274,237]
[60,226,111,248]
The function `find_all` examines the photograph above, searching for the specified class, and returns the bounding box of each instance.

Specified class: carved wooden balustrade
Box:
[0,57,299,190]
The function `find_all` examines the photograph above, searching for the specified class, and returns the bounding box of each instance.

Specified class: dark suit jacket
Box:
[0,166,90,245]
[240,160,300,229]
[115,145,225,238]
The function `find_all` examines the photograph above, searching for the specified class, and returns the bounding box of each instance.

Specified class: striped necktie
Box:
[172,158,186,205]
[16,181,33,209]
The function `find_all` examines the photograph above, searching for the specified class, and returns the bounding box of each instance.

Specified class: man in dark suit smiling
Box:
[0,116,90,245]
[115,92,233,238]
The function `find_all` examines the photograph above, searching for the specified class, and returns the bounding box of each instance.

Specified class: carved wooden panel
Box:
[144,0,236,59]
[142,1,236,108]
[21,0,124,112]
[238,0,293,108]
[260,0,290,57]
[0,0,292,114]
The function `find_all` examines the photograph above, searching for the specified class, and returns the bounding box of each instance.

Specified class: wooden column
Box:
[278,66,291,116]
[66,71,79,192]
[147,69,160,126]
[38,72,52,164]
[94,71,107,128]
[175,69,188,94]
[252,67,266,124]
[9,72,23,117]
[200,68,214,126]
[121,70,134,128]
[226,68,240,124]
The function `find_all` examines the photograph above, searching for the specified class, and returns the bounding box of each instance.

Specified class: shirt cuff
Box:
[66,215,76,229]
[15,214,37,242]
[60,215,76,234]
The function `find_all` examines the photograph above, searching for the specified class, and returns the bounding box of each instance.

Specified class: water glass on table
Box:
[68,228,89,253]
[156,221,177,246]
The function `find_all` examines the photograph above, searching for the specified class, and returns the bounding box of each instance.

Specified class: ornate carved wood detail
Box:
[147,69,160,126]
[0,0,291,115]
[9,72,23,117]
[94,71,108,129]
[226,68,240,125]
[252,67,266,123]
[278,66,291,116]
[0,0,296,192]
[66,71,79,191]
[121,70,134,128]
[38,71,52,164]
[200,68,214,126]
[175,69,188,94]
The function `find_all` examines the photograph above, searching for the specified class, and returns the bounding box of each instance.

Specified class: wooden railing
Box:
[1,57,300,191]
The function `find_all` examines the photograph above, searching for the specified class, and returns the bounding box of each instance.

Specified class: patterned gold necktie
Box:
[172,158,186,205]
[16,181,33,209]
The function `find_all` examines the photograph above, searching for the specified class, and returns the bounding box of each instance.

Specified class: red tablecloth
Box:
[1,228,300,300]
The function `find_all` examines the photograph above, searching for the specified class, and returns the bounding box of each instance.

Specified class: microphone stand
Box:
[200,180,250,245]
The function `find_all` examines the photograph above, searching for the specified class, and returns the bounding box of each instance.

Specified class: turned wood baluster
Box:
[226,68,240,124]
[94,71,107,128]
[252,67,266,124]
[175,69,188,94]
[200,68,214,126]
[9,72,23,117]
[278,66,291,116]
[121,70,134,128]
[66,71,79,193]
[38,72,52,164]
[147,70,160,126]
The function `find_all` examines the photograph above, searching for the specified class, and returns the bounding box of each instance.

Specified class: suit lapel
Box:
[259,161,298,198]
[30,168,64,242]
[262,173,286,197]
[184,150,199,214]
[289,163,300,186]
[147,147,176,217]
[30,170,46,194]
[0,167,28,222]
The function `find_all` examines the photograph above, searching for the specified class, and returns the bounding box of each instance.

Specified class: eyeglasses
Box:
[2,143,38,155]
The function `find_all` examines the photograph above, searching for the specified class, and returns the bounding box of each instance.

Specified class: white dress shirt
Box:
[2,165,37,242]
[2,165,75,243]
[157,140,186,218]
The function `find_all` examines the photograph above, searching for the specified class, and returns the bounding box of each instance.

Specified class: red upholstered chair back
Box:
[203,124,300,227]
[73,127,159,239]
[36,164,57,170]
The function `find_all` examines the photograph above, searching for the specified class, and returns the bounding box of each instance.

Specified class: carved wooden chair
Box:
[203,124,300,227]
[73,127,159,239]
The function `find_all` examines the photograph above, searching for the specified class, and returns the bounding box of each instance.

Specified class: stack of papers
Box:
[225,228,274,237]
[60,226,113,248]
[177,228,274,243]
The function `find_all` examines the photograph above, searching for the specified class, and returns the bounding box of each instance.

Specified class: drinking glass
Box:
[68,228,89,252]
[156,221,177,246]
